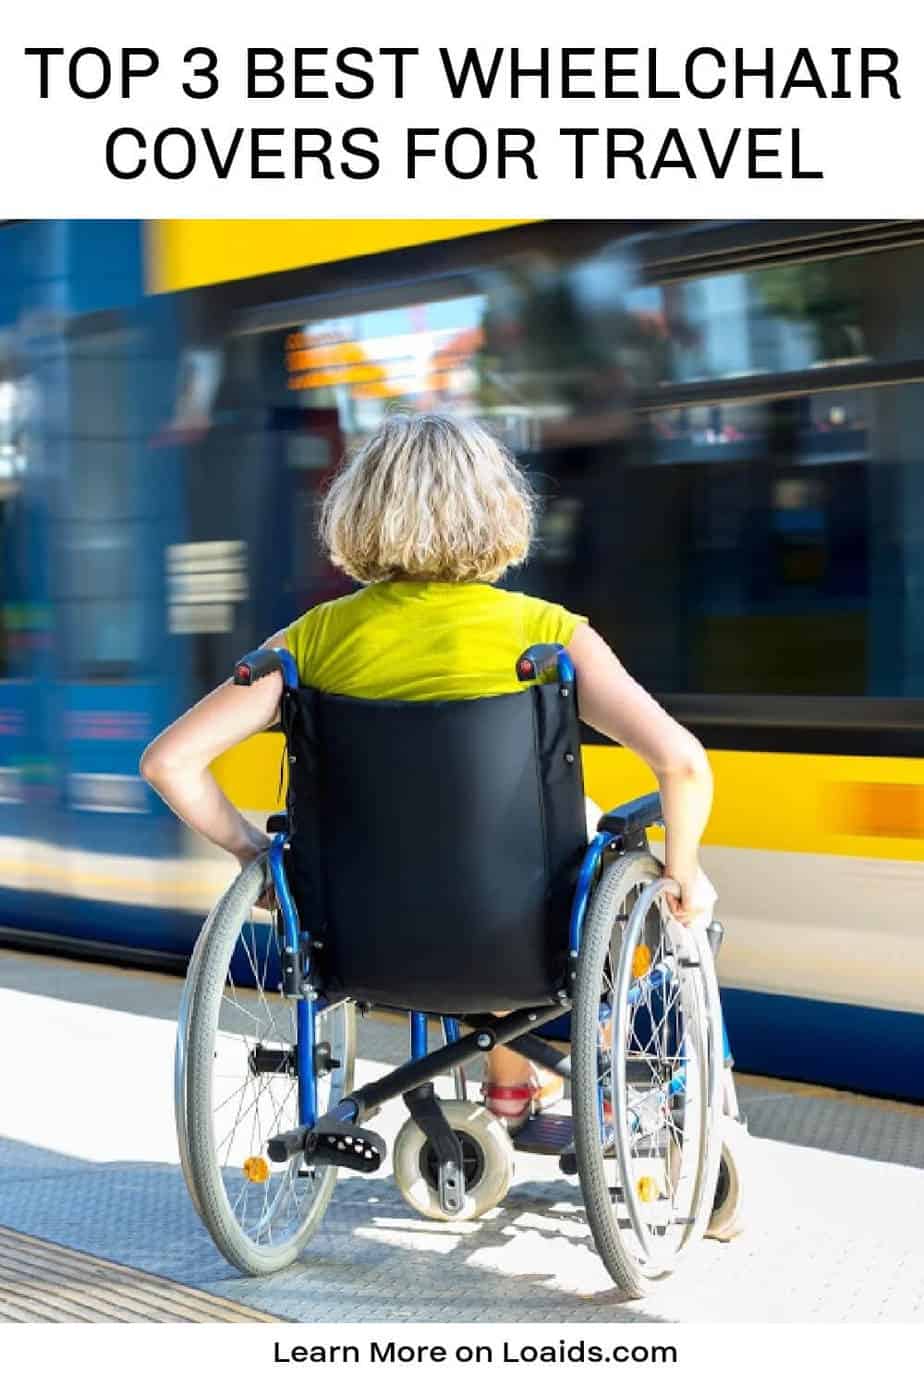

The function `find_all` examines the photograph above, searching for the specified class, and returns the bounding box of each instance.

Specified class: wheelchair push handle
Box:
[234,649,282,686]
[233,646,299,689]
[515,643,575,685]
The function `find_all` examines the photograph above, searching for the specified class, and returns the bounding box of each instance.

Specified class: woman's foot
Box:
[482,1065,565,1133]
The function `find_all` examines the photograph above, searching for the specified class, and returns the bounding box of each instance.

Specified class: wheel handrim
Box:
[606,880,713,1274]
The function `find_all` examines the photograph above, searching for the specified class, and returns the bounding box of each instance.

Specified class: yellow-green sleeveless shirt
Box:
[286,581,586,701]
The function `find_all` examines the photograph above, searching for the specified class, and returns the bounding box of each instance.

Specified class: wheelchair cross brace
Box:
[266,1002,570,1170]
[504,1031,572,1080]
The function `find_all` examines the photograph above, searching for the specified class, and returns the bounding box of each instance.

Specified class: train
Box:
[1,216,923,1097]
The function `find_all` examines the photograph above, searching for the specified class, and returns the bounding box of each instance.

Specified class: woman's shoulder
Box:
[287,587,370,648]
[493,586,588,646]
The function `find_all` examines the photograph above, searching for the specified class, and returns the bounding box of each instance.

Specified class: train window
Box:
[0,499,14,678]
[58,522,147,680]
[261,246,644,458]
[626,241,924,386]
[166,541,249,635]
[565,381,922,699]
[0,369,32,680]
[66,598,145,679]
[282,293,487,437]
[648,392,869,465]
[59,323,148,680]
[176,294,500,696]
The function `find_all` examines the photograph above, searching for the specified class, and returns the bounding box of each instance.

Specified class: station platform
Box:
[1,946,922,1325]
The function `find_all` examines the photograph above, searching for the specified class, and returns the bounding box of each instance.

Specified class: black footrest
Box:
[512,1112,573,1157]
[306,1118,386,1173]
[511,1113,580,1174]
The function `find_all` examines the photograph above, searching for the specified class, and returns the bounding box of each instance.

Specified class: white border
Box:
[1,0,922,216]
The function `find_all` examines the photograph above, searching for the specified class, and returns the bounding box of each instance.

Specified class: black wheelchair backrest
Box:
[282,681,587,1015]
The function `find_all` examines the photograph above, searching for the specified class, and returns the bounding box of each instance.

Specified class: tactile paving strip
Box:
[0,1226,279,1323]
[737,1078,924,1169]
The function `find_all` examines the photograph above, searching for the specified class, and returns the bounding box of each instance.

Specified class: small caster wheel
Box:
[393,1100,514,1221]
[706,1116,749,1241]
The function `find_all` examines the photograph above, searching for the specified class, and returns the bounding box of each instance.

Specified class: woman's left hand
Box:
[234,833,271,869]
[234,832,274,910]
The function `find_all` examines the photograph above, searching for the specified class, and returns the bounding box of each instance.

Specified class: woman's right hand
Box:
[663,865,717,927]
[566,622,715,926]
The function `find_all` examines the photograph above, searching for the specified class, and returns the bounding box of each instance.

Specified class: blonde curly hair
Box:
[319,412,536,584]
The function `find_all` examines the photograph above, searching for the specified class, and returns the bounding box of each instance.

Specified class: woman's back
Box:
[287,580,584,701]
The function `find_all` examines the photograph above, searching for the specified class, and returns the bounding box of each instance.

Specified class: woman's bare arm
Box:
[568,622,714,923]
[139,631,290,864]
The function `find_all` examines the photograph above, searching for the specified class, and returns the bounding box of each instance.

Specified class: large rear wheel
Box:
[177,858,355,1275]
[572,850,723,1296]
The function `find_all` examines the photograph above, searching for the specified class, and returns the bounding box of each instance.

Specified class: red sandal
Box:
[482,1067,565,1133]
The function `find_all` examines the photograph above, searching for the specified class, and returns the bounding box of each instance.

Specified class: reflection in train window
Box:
[626,241,924,386]
[284,295,486,438]
[649,392,870,465]
[522,381,923,699]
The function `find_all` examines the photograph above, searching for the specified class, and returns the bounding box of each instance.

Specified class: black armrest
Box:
[597,791,663,837]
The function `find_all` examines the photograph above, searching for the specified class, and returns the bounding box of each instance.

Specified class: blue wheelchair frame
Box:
[254,644,731,1160]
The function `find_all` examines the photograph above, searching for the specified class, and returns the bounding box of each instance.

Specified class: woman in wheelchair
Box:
[142,412,730,1290]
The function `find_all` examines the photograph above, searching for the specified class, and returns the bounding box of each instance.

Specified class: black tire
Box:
[175,903,211,1223]
[707,1116,749,1242]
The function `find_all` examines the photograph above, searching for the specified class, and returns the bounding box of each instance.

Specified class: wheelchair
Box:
[175,643,747,1297]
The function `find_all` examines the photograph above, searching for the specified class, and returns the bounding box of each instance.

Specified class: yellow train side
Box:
[212,736,924,865]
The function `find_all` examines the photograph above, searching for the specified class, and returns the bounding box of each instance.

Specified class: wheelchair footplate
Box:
[267,1116,387,1174]
[513,1112,575,1166]
[307,1118,387,1173]
[513,1113,621,1176]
